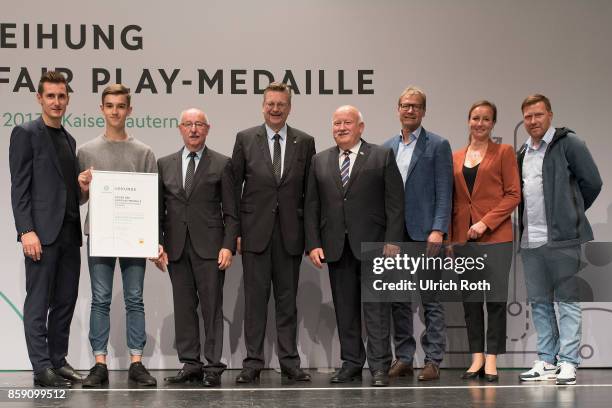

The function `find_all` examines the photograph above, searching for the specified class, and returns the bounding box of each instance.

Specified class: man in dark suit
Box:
[382,86,453,381]
[9,72,83,388]
[305,105,405,387]
[231,82,315,383]
[157,108,239,387]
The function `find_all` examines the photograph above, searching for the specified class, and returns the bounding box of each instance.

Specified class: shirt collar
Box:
[340,140,362,156]
[182,145,205,161]
[526,126,555,150]
[265,124,288,141]
[399,126,421,145]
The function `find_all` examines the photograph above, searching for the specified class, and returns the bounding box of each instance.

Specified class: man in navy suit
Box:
[231,82,315,383]
[9,72,83,388]
[382,86,453,381]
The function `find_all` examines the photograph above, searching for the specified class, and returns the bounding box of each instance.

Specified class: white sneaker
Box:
[519,360,558,381]
[555,362,577,385]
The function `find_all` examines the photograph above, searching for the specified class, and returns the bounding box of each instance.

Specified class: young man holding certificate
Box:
[76,84,158,387]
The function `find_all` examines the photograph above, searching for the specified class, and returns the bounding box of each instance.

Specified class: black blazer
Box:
[158,147,239,261]
[304,140,405,262]
[231,124,316,255]
[9,117,82,246]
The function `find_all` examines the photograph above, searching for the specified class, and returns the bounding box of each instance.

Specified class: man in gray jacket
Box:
[517,94,602,386]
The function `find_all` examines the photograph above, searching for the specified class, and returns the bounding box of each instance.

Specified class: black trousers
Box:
[328,236,392,372]
[242,215,302,370]
[169,232,226,374]
[460,242,512,355]
[23,221,80,374]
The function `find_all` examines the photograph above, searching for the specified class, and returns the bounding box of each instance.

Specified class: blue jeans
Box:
[521,244,582,366]
[392,301,446,365]
[88,250,147,356]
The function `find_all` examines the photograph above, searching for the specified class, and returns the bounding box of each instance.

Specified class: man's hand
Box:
[149,244,168,272]
[426,230,444,257]
[78,167,94,192]
[218,248,232,270]
[467,221,488,240]
[383,244,400,257]
[236,237,242,255]
[21,231,42,261]
[309,247,326,269]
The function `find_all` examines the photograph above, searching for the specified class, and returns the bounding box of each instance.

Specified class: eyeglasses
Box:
[399,103,423,112]
[181,121,209,129]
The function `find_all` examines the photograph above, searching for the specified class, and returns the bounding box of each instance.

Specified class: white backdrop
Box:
[1,0,611,370]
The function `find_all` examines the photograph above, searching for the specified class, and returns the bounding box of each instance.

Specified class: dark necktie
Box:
[185,151,196,195]
[272,134,282,183]
[340,150,351,188]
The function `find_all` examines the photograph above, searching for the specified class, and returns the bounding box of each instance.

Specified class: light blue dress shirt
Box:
[182,145,205,188]
[395,126,421,185]
[265,124,287,176]
[521,126,555,248]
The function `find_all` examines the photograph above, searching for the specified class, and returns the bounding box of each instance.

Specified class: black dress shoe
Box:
[330,366,362,383]
[34,368,72,388]
[461,365,485,379]
[128,362,157,386]
[235,368,261,384]
[370,369,389,387]
[82,363,109,388]
[164,369,204,384]
[56,363,84,382]
[281,367,311,382]
[203,372,221,387]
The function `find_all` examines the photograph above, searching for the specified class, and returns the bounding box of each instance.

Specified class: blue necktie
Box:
[340,150,351,188]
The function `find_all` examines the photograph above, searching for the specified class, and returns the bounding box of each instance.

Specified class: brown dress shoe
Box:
[417,362,440,381]
[388,360,414,378]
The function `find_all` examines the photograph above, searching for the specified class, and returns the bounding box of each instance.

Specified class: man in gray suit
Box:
[382,86,453,381]
[231,82,315,383]
[157,108,238,387]
[305,105,404,387]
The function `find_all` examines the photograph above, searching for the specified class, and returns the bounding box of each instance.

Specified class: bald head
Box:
[332,105,364,151]
[180,108,208,124]
[178,108,210,152]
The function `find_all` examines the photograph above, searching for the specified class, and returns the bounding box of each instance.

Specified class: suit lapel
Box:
[455,147,471,198]
[327,146,344,196]
[280,126,297,184]
[344,140,369,196]
[471,141,494,196]
[256,125,276,181]
[406,127,427,180]
[187,147,210,199]
[174,150,187,199]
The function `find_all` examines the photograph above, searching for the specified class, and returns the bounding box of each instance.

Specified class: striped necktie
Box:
[340,150,351,188]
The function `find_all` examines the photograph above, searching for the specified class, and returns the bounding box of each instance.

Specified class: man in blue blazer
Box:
[9,72,83,388]
[382,86,453,381]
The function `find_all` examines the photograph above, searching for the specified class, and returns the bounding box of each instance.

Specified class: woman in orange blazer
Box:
[451,100,520,381]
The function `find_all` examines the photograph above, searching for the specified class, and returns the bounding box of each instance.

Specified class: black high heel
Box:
[484,371,499,382]
[461,365,485,379]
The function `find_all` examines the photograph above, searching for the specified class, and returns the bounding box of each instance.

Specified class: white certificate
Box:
[89,170,158,258]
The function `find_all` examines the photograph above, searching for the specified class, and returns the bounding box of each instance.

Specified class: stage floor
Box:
[1,369,610,407]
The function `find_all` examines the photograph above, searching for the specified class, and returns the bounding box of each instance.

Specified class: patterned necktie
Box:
[272,134,281,183]
[340,150,351,188]
[184,151,196,195]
